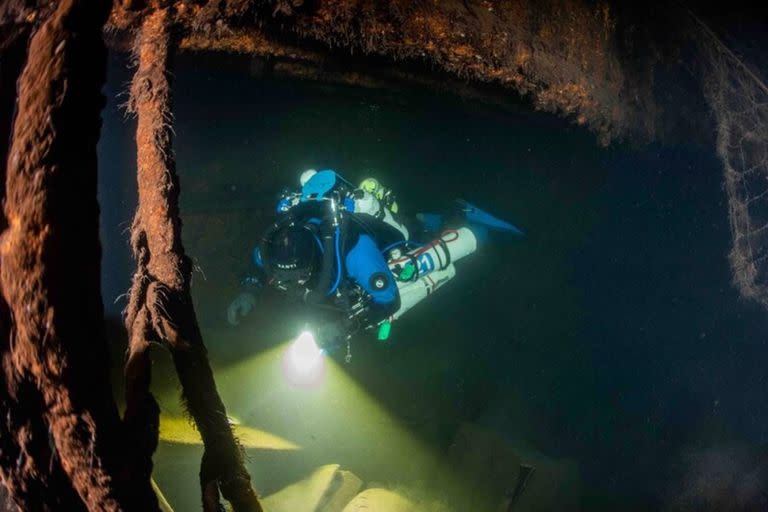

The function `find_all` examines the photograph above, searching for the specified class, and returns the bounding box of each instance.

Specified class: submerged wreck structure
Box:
[0,0,764,510]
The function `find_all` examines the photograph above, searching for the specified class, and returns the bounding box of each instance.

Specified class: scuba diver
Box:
[226,168,522,357]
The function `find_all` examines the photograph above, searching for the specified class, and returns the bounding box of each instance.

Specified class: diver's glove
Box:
[226,292,256,326]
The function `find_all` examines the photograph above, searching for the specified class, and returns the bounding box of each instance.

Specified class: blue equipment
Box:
[416,200,524,242]
[301,170,337,202]
[457,199,524,236]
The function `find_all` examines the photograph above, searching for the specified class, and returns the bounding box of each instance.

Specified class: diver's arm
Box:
[345,234,400,324]
[352,189,409,240]
[227,246,265,326]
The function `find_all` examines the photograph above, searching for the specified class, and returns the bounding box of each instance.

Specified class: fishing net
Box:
[697,17,768,307]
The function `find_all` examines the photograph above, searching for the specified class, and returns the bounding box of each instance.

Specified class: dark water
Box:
[98,53,768,511]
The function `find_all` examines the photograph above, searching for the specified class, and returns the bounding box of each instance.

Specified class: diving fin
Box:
[457,199,524,236]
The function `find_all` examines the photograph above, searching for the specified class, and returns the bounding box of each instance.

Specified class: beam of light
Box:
[150,326,481,509]
[158,415,301,450]
[281,330,326,388]
[211,339,447,486]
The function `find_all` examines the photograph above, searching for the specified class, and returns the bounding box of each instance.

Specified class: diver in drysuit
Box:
[227,168,523,351]
[227,170,408,346]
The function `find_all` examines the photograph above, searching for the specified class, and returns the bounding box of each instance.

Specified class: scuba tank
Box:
[387,227,477,282]
[384,227,477,322]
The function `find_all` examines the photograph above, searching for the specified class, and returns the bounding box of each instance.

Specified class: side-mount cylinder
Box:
[387,227,477,280]
[385,227,478,321]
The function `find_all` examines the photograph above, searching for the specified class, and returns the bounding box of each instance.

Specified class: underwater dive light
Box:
[281,330,326,387]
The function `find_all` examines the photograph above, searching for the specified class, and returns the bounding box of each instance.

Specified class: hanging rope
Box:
[125,7,263,512]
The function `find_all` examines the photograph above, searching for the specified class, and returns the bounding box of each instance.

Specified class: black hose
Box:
[304,221,336,304]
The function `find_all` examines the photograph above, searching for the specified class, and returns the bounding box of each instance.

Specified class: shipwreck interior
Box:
[1,1,767,511]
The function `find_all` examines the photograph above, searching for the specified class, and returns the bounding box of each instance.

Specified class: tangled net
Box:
[696,14,768,307]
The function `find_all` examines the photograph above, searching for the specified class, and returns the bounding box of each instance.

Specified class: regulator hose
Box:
[304,221,337,304]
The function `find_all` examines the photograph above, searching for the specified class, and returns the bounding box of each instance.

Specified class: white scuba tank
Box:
[385,227,477,321]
